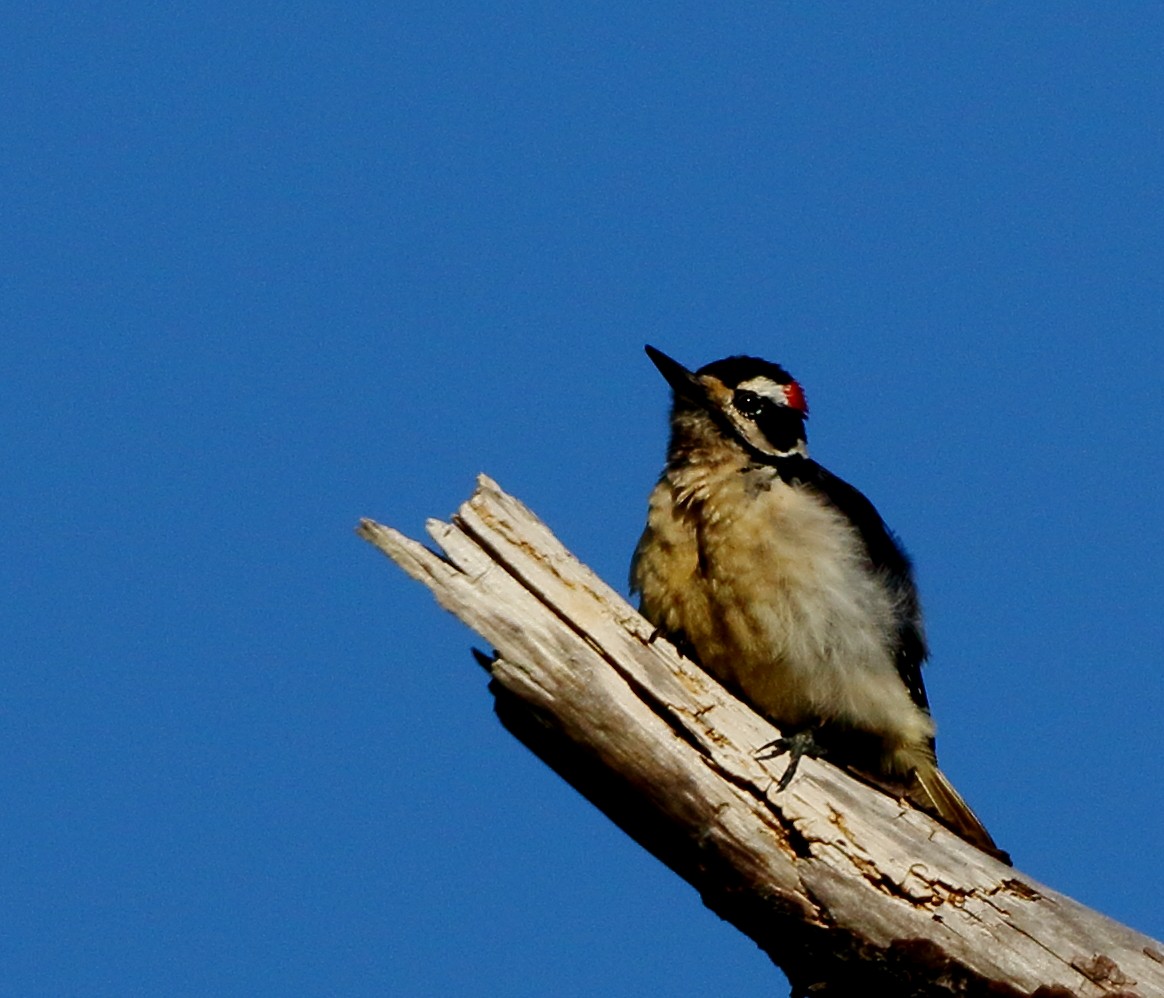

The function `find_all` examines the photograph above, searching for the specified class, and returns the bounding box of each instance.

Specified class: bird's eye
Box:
[733,390,765,419]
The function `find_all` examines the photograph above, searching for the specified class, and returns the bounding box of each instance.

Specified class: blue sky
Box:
[5,4,1163,995]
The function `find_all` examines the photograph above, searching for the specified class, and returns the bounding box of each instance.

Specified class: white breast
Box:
[635,462,933,750]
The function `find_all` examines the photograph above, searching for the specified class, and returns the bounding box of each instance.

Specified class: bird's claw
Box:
[755,730,825,792]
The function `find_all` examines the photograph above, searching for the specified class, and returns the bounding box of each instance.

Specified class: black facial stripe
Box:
[732,389,804,452]
[754,407,806,452]
[732,389,766,419]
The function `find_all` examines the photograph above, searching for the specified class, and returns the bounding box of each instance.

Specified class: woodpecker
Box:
[630,345,1007,861]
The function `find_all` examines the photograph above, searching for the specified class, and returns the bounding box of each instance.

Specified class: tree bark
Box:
[358,475,1164,997]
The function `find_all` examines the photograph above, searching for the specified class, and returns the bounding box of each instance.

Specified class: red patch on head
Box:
[783,380,808,414]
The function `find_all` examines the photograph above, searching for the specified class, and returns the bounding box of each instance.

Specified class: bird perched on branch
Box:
[630,345,1007,862]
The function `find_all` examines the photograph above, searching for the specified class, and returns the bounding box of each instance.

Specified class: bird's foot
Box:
[755,729,825,792]
[646,626,701,663]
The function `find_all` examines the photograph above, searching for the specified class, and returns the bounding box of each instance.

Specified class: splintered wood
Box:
[359,475,1164,997]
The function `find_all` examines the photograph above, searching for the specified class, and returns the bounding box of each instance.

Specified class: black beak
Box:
[644,345,704,403]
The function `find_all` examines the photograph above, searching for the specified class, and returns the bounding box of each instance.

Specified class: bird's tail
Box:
[909,760,1011,865]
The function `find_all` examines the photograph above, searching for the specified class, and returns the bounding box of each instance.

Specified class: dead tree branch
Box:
[358,475,1164,997]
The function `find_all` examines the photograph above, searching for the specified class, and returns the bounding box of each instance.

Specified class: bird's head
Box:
[645,345,809,461]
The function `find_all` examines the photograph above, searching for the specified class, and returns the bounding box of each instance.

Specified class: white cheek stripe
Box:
[737,375,806,413]
[737,376,788,403]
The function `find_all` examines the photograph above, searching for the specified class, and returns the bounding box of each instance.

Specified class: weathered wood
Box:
[359,475,1164,997]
